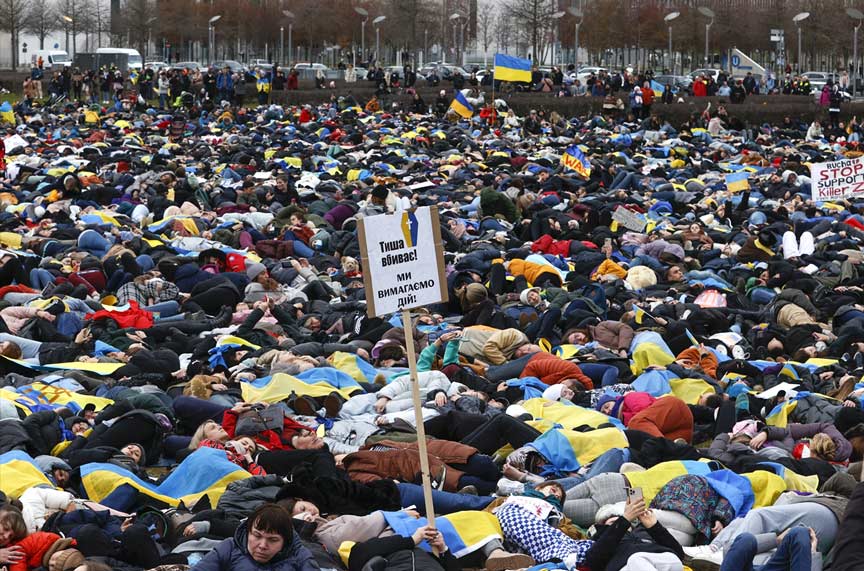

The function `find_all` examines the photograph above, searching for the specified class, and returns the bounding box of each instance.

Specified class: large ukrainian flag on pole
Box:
[493,54,532,83]
[449,91,474,118]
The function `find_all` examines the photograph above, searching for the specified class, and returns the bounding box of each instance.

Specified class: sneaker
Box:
[683,545,718,559]
[485,551,534,571]
[686,548,723,571]
[496,477,524,496]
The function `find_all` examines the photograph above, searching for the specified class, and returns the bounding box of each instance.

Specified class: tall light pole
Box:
[208,15,221,65]
[282,10,294,67]
[374,15,386,66]
[424,28,428,67]
[62,15,73,55]
[355,7,368,66]
[664,11,680,75]
[793,12,810,73]
[698,7,715,68]
[567,7,583,69]
[449,13,460,66]
[551,11,565,67]
[848,8,863,96]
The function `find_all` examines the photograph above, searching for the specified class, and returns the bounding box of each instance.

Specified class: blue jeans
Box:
[720,528,812,571]
[553,448,630,491]
[396,482,494,516]
[77,229,112,257]
[578,363,619,387]
[30,268,56,290]
[144,300,181,318]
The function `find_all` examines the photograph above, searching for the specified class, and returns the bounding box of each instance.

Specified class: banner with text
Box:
[811,156,864,201]
[358,206,448,317]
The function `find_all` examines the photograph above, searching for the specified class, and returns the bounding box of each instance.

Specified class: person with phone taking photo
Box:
[584,487,686,571]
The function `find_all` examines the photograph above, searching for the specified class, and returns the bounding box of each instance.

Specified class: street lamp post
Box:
[424,28,428,67]
[848,8,863,96]
[282,10,294,67]
[355,7,368,66]
[567,7,583,69]
[374,15,386,66]
[698,7,715,67]
[551,11,565,67]
[793,12,810,73]
[450,13,460,66]
[664,11,680,75]
[208,15,221,65]
[62,15,73,56]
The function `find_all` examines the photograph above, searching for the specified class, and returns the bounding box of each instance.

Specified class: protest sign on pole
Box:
[810,156,864,201]
[357,206,448,529]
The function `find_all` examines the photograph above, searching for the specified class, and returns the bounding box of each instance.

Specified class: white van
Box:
[96,47,143,70]
[31,50,71,70]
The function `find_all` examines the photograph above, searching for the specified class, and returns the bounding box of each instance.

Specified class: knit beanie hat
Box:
[519,287,541,306]
[246,262,267,281]
[462,283,487,305]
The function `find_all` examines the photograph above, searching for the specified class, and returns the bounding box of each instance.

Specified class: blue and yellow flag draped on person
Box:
[0,102,14,125]
[494,54,532,83]
[526,427,628,475]
[561,145,591,178]
[81,447,250,507]
[382,510,503,558]
[449,91,474,119]
[240,373,362,403]
[726,171,750,193]
[0,451,53,497]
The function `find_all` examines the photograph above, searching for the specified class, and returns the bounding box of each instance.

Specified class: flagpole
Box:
[401,308,438,540]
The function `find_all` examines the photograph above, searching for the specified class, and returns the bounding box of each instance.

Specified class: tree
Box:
[477,0,495,67]
[504,0,554,64]
[0,0,29,70]
[24,0,59,50]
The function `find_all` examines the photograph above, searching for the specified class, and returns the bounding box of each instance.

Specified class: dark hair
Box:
[275,497,298,514]
[703,394,724,409]
[248,504,294,542]
[0,341,21,360]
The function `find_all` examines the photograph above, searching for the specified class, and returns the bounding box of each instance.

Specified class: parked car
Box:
[575,66,608,83]
[688,68,722,82]
[417,64,469,82]
[802,71,841,92]
[293,63,340,80]
[31,50,72,70]
[653,74,693,94]
[171,61,201,73]
[144,61,169,73]
[213,60,247,74]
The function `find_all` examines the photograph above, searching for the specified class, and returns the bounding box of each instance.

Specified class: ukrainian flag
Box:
[633,305,653,325]
[526,427,628,475]
[725,172,750,193]
[240,373,362,403]
[0,102,14,125]
[449,91,474,119]
[561,145,591,177]
[522,398,622,430]
[327,351,381,384]
[382,510,502,559]
[494,54,532,83]
[624,460,713,504]
[0,383,113,416]
[81,447,250,507]
[0,451,53,497]
[650,80,667,98]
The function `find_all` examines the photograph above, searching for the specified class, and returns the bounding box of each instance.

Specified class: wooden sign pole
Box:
[401,307,437,533]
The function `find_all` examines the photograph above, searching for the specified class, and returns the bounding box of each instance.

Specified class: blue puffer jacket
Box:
[192,521,320,571]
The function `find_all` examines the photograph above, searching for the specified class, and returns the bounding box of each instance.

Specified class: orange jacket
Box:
[520,352,594,389]
[676,347,719,379]
[506,259,560,286]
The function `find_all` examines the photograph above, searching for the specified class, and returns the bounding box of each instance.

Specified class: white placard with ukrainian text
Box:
[358,206,448,317]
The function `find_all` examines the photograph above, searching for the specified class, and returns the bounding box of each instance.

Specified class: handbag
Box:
[235,405,284,436]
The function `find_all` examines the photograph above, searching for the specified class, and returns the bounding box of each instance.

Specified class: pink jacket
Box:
[0,306,39,334]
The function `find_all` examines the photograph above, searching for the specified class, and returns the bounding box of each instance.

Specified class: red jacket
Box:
[641,86,654,105]
[10,532,72,571]
[86,300,154,329]
[693,80,707,97]
[521,352,593,389]
[222,409,313,450]
[531,234,572,257]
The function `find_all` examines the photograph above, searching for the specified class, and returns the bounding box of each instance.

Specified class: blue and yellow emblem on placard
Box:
[401,211,419,247]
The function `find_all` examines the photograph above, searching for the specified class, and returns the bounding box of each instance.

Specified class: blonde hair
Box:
[810,433,837,461]
[189,419,222,450]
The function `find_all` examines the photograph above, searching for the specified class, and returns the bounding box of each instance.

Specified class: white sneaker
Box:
[496,477,524,496]
[683,545,717,558]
